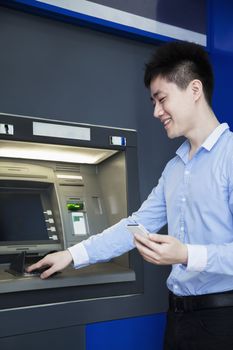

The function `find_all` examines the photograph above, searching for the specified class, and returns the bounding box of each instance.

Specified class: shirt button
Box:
[185,170,190,175]
[181,226,184,231]
[174,285,178,289]
[182,197,186,202]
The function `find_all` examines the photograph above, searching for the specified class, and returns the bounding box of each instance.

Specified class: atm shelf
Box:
[0,262,136,294]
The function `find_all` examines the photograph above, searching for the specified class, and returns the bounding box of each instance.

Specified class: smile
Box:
[162,118,172,129]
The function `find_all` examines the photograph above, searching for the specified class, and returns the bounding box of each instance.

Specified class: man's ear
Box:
[190,79,203,102]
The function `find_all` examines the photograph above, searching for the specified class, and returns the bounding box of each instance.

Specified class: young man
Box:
[28,41,233,349]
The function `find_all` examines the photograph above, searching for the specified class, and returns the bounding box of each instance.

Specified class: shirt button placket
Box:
[180,166,190,241]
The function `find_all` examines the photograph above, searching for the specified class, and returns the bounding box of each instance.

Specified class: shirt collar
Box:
[176,123,229,160]
[201,123,229,151]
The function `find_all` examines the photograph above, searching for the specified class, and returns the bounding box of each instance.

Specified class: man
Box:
[28,41,233,349]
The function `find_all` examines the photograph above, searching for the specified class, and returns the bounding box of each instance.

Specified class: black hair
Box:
[144,41,214,106]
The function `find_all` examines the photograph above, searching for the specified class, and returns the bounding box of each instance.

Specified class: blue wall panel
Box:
[86,313,166,350]
[209,0,233,54]
[211,53,233,130]
[209,0,233,129]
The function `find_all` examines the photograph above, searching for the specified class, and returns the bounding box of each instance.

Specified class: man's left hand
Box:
[134,233,188,265]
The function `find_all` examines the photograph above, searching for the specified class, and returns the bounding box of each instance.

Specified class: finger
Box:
[135,235,162,254]
[135,240,160,261]
[134,237,151,251]
[140,251,162,265]
[142,255,159,264]
[26,259,46,272]
[40,265,57,279]
[134,233,151,246]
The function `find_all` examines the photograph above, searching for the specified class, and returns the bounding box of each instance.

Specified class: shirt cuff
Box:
[186,244,207,272]
[68,243,90,269]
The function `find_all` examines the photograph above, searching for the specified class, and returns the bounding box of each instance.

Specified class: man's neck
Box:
[187,108,220,159]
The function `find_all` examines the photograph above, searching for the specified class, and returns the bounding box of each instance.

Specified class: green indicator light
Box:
[67,202,84,211]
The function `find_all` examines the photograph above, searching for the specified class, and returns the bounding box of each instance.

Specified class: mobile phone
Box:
[127,223,149,238]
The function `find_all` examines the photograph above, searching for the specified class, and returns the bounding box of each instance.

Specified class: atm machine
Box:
[0,113,143,310]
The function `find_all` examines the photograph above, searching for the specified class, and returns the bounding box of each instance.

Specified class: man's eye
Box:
[159,97,165,103]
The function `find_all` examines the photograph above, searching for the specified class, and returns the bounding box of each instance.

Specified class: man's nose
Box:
[153,103,164,119]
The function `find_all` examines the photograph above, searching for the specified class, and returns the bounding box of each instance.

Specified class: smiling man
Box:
[136,41,233,349]
[28,41,233,349]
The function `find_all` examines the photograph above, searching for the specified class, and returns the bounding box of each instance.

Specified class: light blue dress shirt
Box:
[69,123,233,296]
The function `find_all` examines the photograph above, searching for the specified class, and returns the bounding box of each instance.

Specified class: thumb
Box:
[149,233,170,243]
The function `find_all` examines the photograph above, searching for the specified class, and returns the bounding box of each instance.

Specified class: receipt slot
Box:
[67,201,87,236]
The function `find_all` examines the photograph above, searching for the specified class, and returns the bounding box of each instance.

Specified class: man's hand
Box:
[26,250,73,279]
[134,233,188,265]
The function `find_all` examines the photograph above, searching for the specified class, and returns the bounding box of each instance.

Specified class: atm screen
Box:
[0,192,49,242]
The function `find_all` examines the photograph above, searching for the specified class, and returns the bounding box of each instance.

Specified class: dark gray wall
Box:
[0,3,181,327]
[0,5,181,199]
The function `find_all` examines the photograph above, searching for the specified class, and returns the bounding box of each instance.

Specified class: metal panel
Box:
[0,325,85,350]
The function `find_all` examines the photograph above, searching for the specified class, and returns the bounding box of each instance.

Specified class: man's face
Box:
[150,75,196,139]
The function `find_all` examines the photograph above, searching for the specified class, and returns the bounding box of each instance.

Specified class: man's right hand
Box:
[26,250,73,279]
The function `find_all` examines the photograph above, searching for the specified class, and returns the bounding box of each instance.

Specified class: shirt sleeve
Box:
[68,243,90,268]
[186,244,208,272]
[186,157,233,275]
[67,174,167,269]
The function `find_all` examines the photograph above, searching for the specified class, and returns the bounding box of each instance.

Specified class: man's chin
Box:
[166,128,181,139]
[166,131,176,139]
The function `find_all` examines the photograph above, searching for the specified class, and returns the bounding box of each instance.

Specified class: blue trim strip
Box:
[86,313,166,350]
[2,0,180,44]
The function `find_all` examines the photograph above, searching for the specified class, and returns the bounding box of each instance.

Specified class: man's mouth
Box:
[162,118,172,129]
